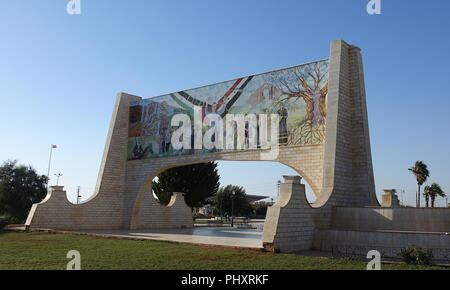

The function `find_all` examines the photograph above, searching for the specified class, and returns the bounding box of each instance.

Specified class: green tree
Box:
[152,162,220,208]
[424,183,445,208]
[423,185,431,208]
[211,185,253,217]
[253,204,268,217]
[0,160,48,223]
[408,161,430,208]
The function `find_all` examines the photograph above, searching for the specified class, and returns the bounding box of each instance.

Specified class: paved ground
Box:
[80,227,264,248]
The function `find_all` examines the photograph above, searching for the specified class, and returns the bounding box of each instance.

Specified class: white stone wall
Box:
[331,206,450,232]
[26,40,385,256]
[313,229,450,261]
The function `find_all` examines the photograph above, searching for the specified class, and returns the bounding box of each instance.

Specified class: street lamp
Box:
[231,190,236,227]
[46,144,57,189]
[277,180,281,198]
[76,186,82,204]
[400,189,405,206]
[54,173,63,186]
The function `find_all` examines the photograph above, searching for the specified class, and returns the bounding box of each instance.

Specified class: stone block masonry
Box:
[28,40,425,256]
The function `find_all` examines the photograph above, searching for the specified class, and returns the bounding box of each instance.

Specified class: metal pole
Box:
[231,191,235,227]
[76,186,82,204]
[277,180,281,199]
[54,173,63,186]
[46,145,54,189]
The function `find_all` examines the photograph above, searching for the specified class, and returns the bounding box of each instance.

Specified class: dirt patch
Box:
[199,256,222,261]
[0,238,61,243]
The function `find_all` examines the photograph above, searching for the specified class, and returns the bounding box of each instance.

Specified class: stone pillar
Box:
[381,189,400,207]
[315,40,378,209]
[25,186,69,230]
[262,175,315,252]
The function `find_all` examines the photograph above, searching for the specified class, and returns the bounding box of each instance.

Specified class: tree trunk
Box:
[305,99,314,121]
[431,196,435,208]
[311,91,324,123]
[425,195,429,208]
[304,95,325,124]
[417,184,421,208]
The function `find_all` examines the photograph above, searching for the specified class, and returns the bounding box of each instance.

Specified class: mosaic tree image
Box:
[127,60,329,160]
[267,61,328,145]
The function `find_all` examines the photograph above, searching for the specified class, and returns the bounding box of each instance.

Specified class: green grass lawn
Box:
[0,231,447,270]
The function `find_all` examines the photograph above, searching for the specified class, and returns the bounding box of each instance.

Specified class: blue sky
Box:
[1,0,449,206]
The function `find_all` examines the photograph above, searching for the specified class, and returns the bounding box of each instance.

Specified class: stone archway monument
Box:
[26,40,378,252]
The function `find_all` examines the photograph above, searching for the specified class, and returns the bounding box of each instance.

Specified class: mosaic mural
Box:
[128,59,329,160]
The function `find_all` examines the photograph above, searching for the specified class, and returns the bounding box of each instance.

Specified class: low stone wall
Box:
[313,229,450,261]
[331,207,450,232]
[25,186,193,230]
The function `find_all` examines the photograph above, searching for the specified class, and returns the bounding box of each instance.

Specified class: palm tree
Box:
[408,161,430,208]
[427,183,446,208]
[423,185,431,208]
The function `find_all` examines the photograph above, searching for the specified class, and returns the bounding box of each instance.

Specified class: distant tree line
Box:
[408,160,446,208]
[153,163,258,218]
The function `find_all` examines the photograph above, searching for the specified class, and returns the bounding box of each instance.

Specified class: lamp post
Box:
[46,145,57,189]
[400,189,405,206]
[54,173,63,186]
[277,180,281,199]
[76,186,82,204]
[231,190,236,227]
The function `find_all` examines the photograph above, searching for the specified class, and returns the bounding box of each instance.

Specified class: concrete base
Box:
[313,229,450,262]
[314,205,450,262]
[331,206,450,232]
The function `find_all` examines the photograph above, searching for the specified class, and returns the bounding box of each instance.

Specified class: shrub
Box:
[399,245,433,265]
[415,248,433,265]
[0,214,22,230]
[399,247,416,264]
[0,217,6,230]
